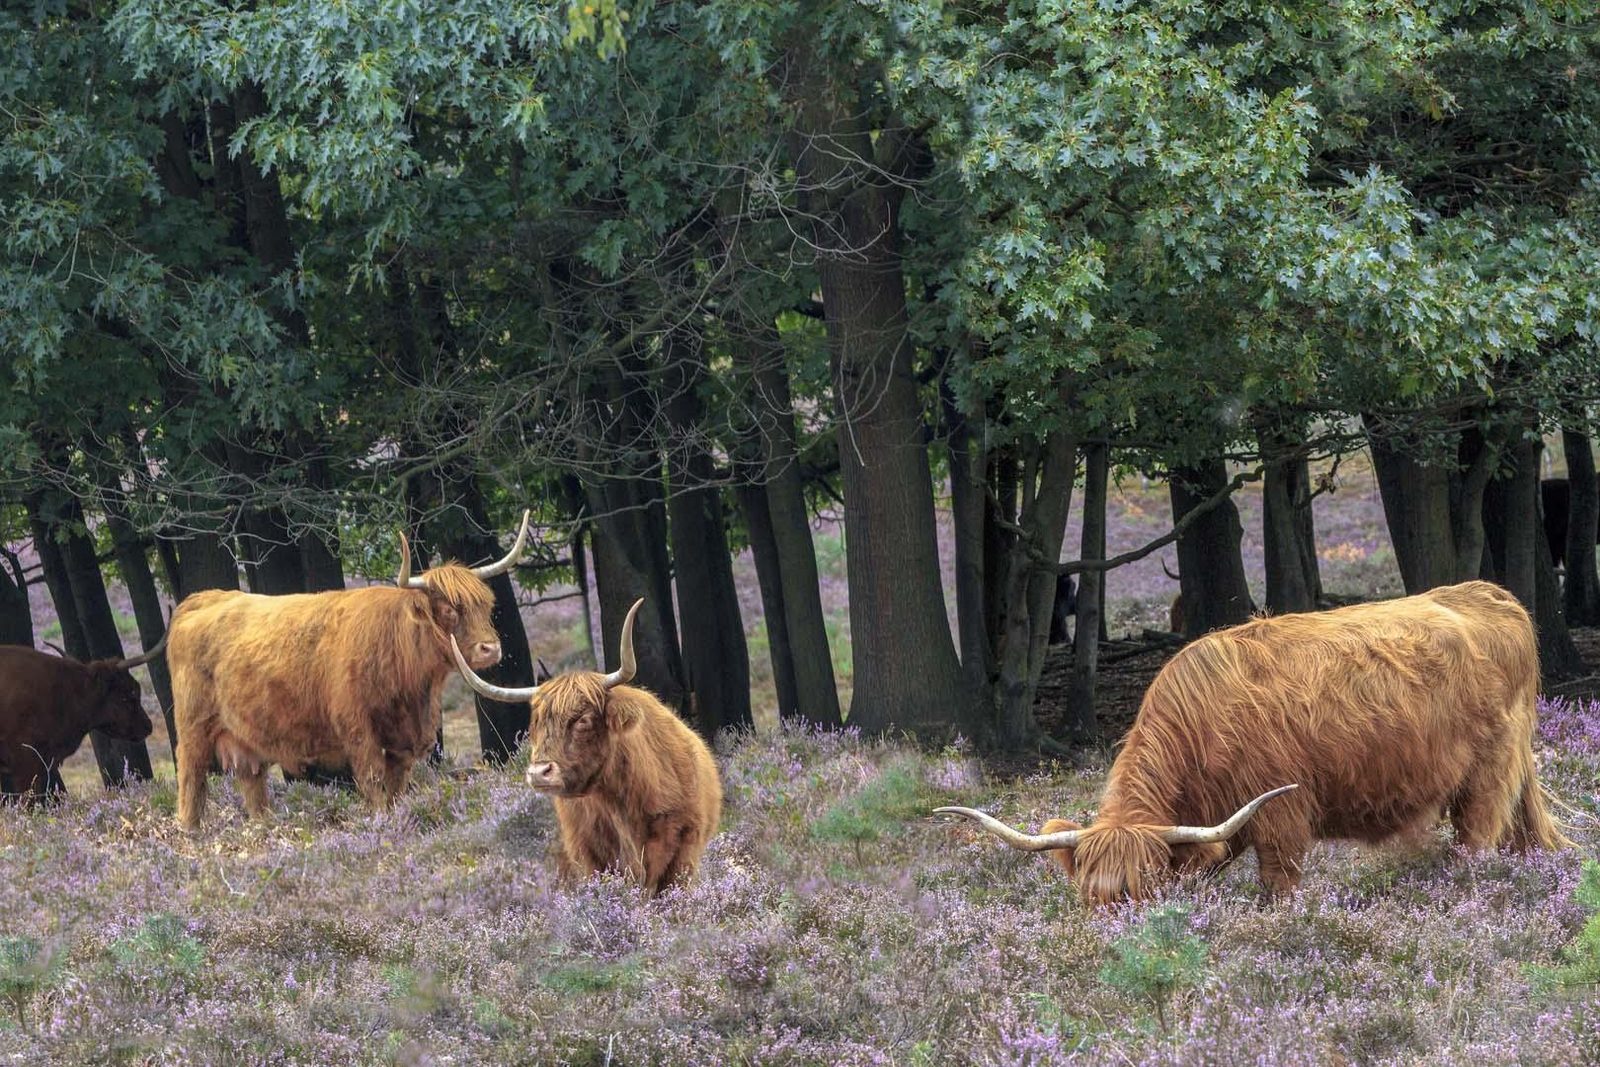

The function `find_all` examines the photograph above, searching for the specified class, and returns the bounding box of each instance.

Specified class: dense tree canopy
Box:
[2,0,1597,763]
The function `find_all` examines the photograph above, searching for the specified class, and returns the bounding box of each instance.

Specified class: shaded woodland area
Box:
[3,2,1599,790]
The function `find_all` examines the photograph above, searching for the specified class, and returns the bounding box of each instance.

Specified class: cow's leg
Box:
[236,764,272,820]
[1253,838,1307,898]
[345,736,390,811]
[639,819,705,894]
[176,732,214,830]
[1450,765,1519,850]
[382,754,414,801]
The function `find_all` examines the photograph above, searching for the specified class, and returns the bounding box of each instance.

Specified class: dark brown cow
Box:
[0,639,163,799]
[940,581,1569,905]
[168,513,528,828]
[451,599,722,894]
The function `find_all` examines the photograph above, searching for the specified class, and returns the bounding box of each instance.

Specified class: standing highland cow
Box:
[0,638,164,799]
[168,513,529,828]
[940,581,1570,905]
[451,598,721,894]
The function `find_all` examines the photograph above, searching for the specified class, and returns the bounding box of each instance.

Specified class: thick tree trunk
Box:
[1499,437,1540,609]
[737,322,841,727]
[737,482,800,719]
[663,326,751,736]
[1288,456,1323,604]
[1367,422,1497,591]
[945,384,993,694]
[820,235,967,735]
[1170,460,1254,637]
[105,511,175,746]
[1261,435,1315,616]
[57,509,154,784]
[1066,442,1108,742]
[791,75,967,738]
[434,483,537,765]
[1563,430,1600,625]
[994,428,1077,749]
[984,449,1019,662]
[27,495,90,660]
[586,477,687,713]
[0,549,32,647]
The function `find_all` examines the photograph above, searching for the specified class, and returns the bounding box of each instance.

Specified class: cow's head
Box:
[936,784,1298,906]
[450,598,645,798]
[396,511,530,670]
[84,635,165,742]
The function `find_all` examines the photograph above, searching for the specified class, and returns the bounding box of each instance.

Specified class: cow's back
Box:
[1120,582,1537,841]
[169,585,443,765]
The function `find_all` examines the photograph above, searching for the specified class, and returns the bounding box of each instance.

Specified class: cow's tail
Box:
[1513,763,1575,852]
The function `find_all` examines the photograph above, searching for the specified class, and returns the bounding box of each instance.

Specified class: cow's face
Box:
[92,667,154,742]
[422,566,502,670]
[1041,820,1229,905]
[523,673,638,797]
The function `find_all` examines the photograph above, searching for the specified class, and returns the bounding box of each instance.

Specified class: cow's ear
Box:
[1040,818,1081,879]
[606,696,642,733]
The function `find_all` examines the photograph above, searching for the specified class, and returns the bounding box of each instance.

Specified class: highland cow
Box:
[451,598,721,894]
[0,638,163,799]
[167,513,529,828]
[939,581,1570,905]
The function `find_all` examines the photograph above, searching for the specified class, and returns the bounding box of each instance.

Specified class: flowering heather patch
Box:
[3,705,1598,1065]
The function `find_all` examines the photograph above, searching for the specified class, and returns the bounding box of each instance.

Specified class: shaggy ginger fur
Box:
[525,672,721,895]
[169,564,499,828]
[1013,581,1569,905]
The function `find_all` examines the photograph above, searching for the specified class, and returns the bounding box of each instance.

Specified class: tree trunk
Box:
[0,548,32,648]
[984,448,1019,662]
[55,505,154,784]
[1499,437,1539,609]
[105,509,176,746]
[1563,430,1600,625]
[586,476,687,713]
[790,70,967,738]
[737,482,800,719]
[1261,435,1315,616]
[737,321,841,726]
[1288,456,1323,604]
[1066,442,1108,741]
[572,522,599,670]
[1170,460,1254,637]
[994,427,1077,749]
[662,324,751,736]
[818,231,966,734]
[433,482,536,765]
[946,384,994,693]
[1368,422,1498,591]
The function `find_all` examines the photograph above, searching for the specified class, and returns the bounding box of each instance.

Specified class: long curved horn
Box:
[602,598,643,689]
[396,531,427,589]
[469,509,531,579]
[1159,784,1300,845]
[934,807,1082,851]
[450,635,539,703]
[115,629,169,670]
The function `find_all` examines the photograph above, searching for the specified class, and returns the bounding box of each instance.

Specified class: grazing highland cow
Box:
[451,598,721,894]
[0,638,163,799]
[940,581,1570,905]
[168,513,529,828]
